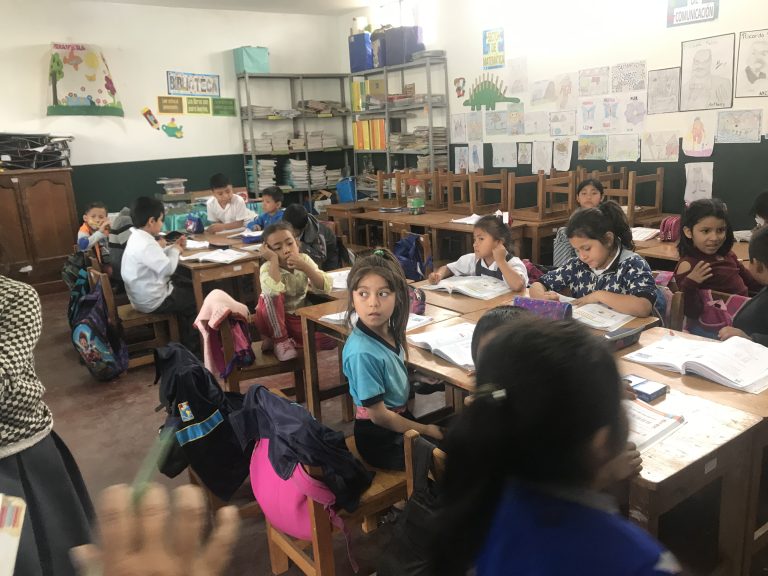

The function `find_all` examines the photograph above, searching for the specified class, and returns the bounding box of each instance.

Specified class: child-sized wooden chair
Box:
[467,169,508,214]
[86,268,179,368]
[442,171,471,214]
[376,170,404,207]
[633,168,665,227]
[508,171,575,222]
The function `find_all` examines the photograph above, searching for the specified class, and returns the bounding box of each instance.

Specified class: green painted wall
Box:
[70,154,246,214]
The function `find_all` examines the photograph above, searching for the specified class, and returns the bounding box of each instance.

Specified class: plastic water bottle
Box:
[407,179,426,215]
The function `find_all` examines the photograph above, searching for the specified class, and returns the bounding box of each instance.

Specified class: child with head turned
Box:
[343,249,443,470]
[431,317,680,576]
[247,186,285,231]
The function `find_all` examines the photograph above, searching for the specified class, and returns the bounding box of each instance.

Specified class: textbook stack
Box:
[307,131,324,150]
[310,165,327,188]
[284,158,309,189]
[288,136,306,151]
[326,168,342,186]
[256,159,277,189]
[353,119,387,150]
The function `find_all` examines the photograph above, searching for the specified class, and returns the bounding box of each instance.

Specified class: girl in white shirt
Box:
[428,215,528,291]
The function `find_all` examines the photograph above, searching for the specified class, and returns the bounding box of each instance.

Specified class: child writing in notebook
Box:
[428,215,527,291]
[206,173,256,234]
[252,222,336,361]
[343,249,443,470]
[719,224,768,346]
[529,201,656,317]
[674,198,761,335]
[431,318,680,576]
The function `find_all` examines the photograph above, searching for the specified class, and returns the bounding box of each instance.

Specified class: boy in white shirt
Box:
[206,173,255,233]
[121,196,200,356]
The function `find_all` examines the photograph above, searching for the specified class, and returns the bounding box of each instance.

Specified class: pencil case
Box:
[512,296,572,320]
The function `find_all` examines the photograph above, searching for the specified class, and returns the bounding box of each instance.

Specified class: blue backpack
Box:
[63,251,90,328]
[71,283,129,381]
[394,234,431,281]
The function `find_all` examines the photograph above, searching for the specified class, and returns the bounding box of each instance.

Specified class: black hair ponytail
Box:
[566,200,634,251]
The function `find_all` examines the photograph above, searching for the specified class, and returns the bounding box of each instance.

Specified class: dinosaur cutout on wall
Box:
[463,73,520,111]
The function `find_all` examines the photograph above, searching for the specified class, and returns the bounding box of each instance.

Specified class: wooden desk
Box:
[428,219,526,262]
[412,280,523,315]
[521,217,569,263]
[621,327,768,574]
[351,210,413,247]
[635,240,749,262]
[326,201,380,240]
[297,299,461,420]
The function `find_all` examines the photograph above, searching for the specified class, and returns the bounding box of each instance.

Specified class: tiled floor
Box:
[37,290,398,575]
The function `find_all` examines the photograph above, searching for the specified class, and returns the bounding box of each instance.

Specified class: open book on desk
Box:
[422,276,511,300]
[624,335,768,394]
[624,399,685,452]
[559,297,634,331]
[407,322,475,370]
[321,311,433,333]
[179,249,248,264]
[631,227,660,241]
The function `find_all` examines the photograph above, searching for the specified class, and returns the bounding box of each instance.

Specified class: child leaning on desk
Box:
[529,201,657,317]
[246,185,285,231]
[719,224,768,346]
[430,317,680,576]
[121,197,200,357]
[428,214,527,291]
[205,172,256,234]
[343,249,443,471]
[252,221,337,362]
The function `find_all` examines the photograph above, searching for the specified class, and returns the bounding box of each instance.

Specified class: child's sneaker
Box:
[274,339,298,361]
[261,337,274,353]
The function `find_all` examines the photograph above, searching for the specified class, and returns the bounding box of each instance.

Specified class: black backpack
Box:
[63,251,90,327]
[154,343,249,501]
[377,435,443,576]
[70,283,129,381]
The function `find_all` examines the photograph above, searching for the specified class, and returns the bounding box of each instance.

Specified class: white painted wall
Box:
[0,0,347,166]
[340,0,768,138]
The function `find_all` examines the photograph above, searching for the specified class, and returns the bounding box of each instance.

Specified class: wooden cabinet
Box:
[0,168,78,291]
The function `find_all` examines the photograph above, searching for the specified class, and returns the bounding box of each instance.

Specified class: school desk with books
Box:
[422,276,511,299]
[406,321,475,371]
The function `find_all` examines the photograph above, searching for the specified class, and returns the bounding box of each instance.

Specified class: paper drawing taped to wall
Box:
[716,109,763,143]
[469,141,485,172]
[550,111,576,136]
[579,98,598,133]
[612,61,647,92]
[684,162,714,203]
[505,57,528,93]
[467,111,483,141]
[553,137,573,171]
[641,131,680,162]
[524,111,550,135]
[736,29,768,98]
[530,79,558,105]
[517,142,532,164]
[681,112,715,157]
[577,136,607,160]
[607,134,639,162]
[532,141,553,175]
[485,110,509,136]
[579,66,610,97]
[555,73,578,110]
[492,143,517,168]
[455,146,469,174]
[647,67,681,114]
[680,34,734,111]
[508,102,525,135]
[451,113,468,143]
[48,42,124,116]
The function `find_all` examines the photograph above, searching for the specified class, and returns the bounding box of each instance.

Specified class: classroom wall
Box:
[1,0,347,211]
[340,0,768,229]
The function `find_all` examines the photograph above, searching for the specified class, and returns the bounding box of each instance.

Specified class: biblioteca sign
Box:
[166,71,221,97]
[667,0,719,27]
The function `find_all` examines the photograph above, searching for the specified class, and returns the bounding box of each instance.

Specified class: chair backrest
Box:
[376,170,402,207]
[87,267,118,326]
[404,430,446,498]
[541,171,576,221]
[585,166,627,190]
[468,169,508,214]
[634,167,665,220]
[442,171,471,214]
[507,172,542,221]
[602,171,639,225]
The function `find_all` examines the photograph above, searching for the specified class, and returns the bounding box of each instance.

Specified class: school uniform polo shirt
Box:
[342,321,409,409]
[121,228,179,313]
[251,209,285,230]
[446,253,529,287]
[259,253,332,313]
[538,248,657,304]
[478,483,681,575]
[206,194,256,224]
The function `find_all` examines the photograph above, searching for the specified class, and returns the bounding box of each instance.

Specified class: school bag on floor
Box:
[154,343,249,501]
[70,283,129,381]
[394,234,431,281]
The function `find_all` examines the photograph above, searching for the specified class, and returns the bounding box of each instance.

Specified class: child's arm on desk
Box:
[429,264,453,284]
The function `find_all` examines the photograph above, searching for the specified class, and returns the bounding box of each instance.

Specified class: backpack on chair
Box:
[70,282,129,381]
[63,251,90,328]
[659,216,681,242]
[394,234,431,281]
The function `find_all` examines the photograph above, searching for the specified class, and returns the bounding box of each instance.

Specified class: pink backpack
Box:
[249,439,358,570]
[698,290,750,332]
[659,216,681,242]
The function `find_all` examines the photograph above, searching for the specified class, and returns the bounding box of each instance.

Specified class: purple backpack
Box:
[70,283,129,381]
[659,216,681,242]
[698,290,751,332]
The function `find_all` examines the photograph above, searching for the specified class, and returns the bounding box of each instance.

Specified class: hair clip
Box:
[373,249,386,257]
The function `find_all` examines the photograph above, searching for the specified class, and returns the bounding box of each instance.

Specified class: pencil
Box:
[131,427,176,508]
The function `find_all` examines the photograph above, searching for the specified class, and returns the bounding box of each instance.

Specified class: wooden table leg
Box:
[191,273,204,310]
[301,315,322,420]
[742,421,768,575]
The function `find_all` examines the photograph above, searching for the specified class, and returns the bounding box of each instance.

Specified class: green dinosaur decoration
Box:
[462,73,520,111]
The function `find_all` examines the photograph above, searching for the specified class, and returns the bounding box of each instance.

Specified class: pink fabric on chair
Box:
[194,289,251,375]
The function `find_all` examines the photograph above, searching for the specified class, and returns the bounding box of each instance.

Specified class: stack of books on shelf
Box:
[274,109,300,119]
[417,154,448,170]
[296,100,349,116]
[307,131,324,150]
[284,158,309,189]
[288,136,306,151]
[256,159,277,189]
[322,134,338,148]
[241,105,274,118]
[353,119,386,150]
[326,168,342,186]
[271,132,291,154]
[351,79,386,112]
[310,165,327,188]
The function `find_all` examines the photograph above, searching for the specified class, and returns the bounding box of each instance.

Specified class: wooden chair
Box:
[633,168,665,226]
[442,171,471,214]
[467,169,508,214]
[376,170,404,207]
[508,171,575,222]
[386,228,434,275]
[404,429,446,498]
[585,166,628,190]
[86,268,179,368]
[265,435,407,576]
[668,288,745,333]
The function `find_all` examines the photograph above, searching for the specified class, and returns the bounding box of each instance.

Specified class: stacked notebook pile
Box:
[307,131,324,150]
[256,159,277,189]
[240,105,274,118]
[288,136,306,151]
[296,100,349,115]
[284,158,309,189]
[322,134,339,148]
[310,165,327,188]
[270,132,291,154]
[326,168,342,186]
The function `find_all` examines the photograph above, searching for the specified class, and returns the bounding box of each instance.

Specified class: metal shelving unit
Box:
[350,57,450,179]
[236,72,352,203]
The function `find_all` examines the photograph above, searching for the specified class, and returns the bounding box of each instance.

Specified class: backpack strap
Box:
[412,436,438,494]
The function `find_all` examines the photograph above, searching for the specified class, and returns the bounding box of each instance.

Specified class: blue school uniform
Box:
[538,247,657,306]
[477,484,681,576]
[249,209,285,230]
[343,320,411,469]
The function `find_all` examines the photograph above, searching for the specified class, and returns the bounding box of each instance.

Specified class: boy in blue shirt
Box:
[247,186,285,231]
